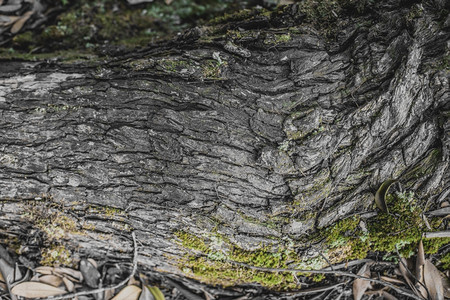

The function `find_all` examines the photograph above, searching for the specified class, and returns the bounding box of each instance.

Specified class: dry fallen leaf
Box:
[87,258,98,268]
[128,275,141,287]
[11,281,66,298]
[381,290,398,300]
[54,267,83,282]
[398,258,421,297]
[353,262,373,300]
[0,15,20,26]
[424,260,444,300]
[38,274,63,287]
[10,10,33,34]
[62,276,74,292]
[111,284,141,300]
[35,266,54,275]
[380,275,406,285]
[105,288,116,300]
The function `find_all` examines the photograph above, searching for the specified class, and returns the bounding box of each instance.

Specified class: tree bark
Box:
[0,0,449,298]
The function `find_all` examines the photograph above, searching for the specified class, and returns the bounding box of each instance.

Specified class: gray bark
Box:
[0,0,449,298]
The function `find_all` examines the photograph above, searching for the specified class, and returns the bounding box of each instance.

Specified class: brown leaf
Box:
[380,275,406,285]
[105,288,116,300]
[353,262,373,300]
[10,10,33,34]
[38,275,63,287]
[164,0,173,4]
[35,266,54,275]
[54,267,83,282]
[381,290,398,300]
[62,276,74,292]
[87,258,98,268]
[0,15,20,26]
[398,258,421,297]
[111,285,141,300]
[424,260,444,300]
[128,275,140,287]
[11,281,66,298]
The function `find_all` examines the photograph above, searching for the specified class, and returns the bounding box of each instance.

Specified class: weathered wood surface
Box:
[0,0,449,297]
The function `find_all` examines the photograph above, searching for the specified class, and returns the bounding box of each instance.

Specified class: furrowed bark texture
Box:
[0,0,449,296]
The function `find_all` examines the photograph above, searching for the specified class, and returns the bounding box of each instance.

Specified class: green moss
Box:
[440,253,450,270]
[176,231,305,290]
[367,193,423,255]
[40,244,73,267]
[423,238,450,255]
[175,231,211,254]
[22,198,82,241]
[176,190,448,289]
[321,192,439,260]
[0,48,99,63]
[264,33,291,45]
[88,205,126,217]
[201,59,227,79]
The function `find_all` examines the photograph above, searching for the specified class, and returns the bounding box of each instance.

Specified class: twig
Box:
[423,231,450,238]
[321,259,373,270]
[286,281,347,296]
[45,232,138,300]
[226,260,423,300]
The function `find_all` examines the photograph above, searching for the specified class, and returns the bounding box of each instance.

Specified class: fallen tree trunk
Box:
[0,0,449,298]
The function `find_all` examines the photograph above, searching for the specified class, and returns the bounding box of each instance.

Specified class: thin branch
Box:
[45,232,138,300]
[285,281,347,296]
[423,231,450,238]
[225,260,423,300]
[321,259,373,271]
